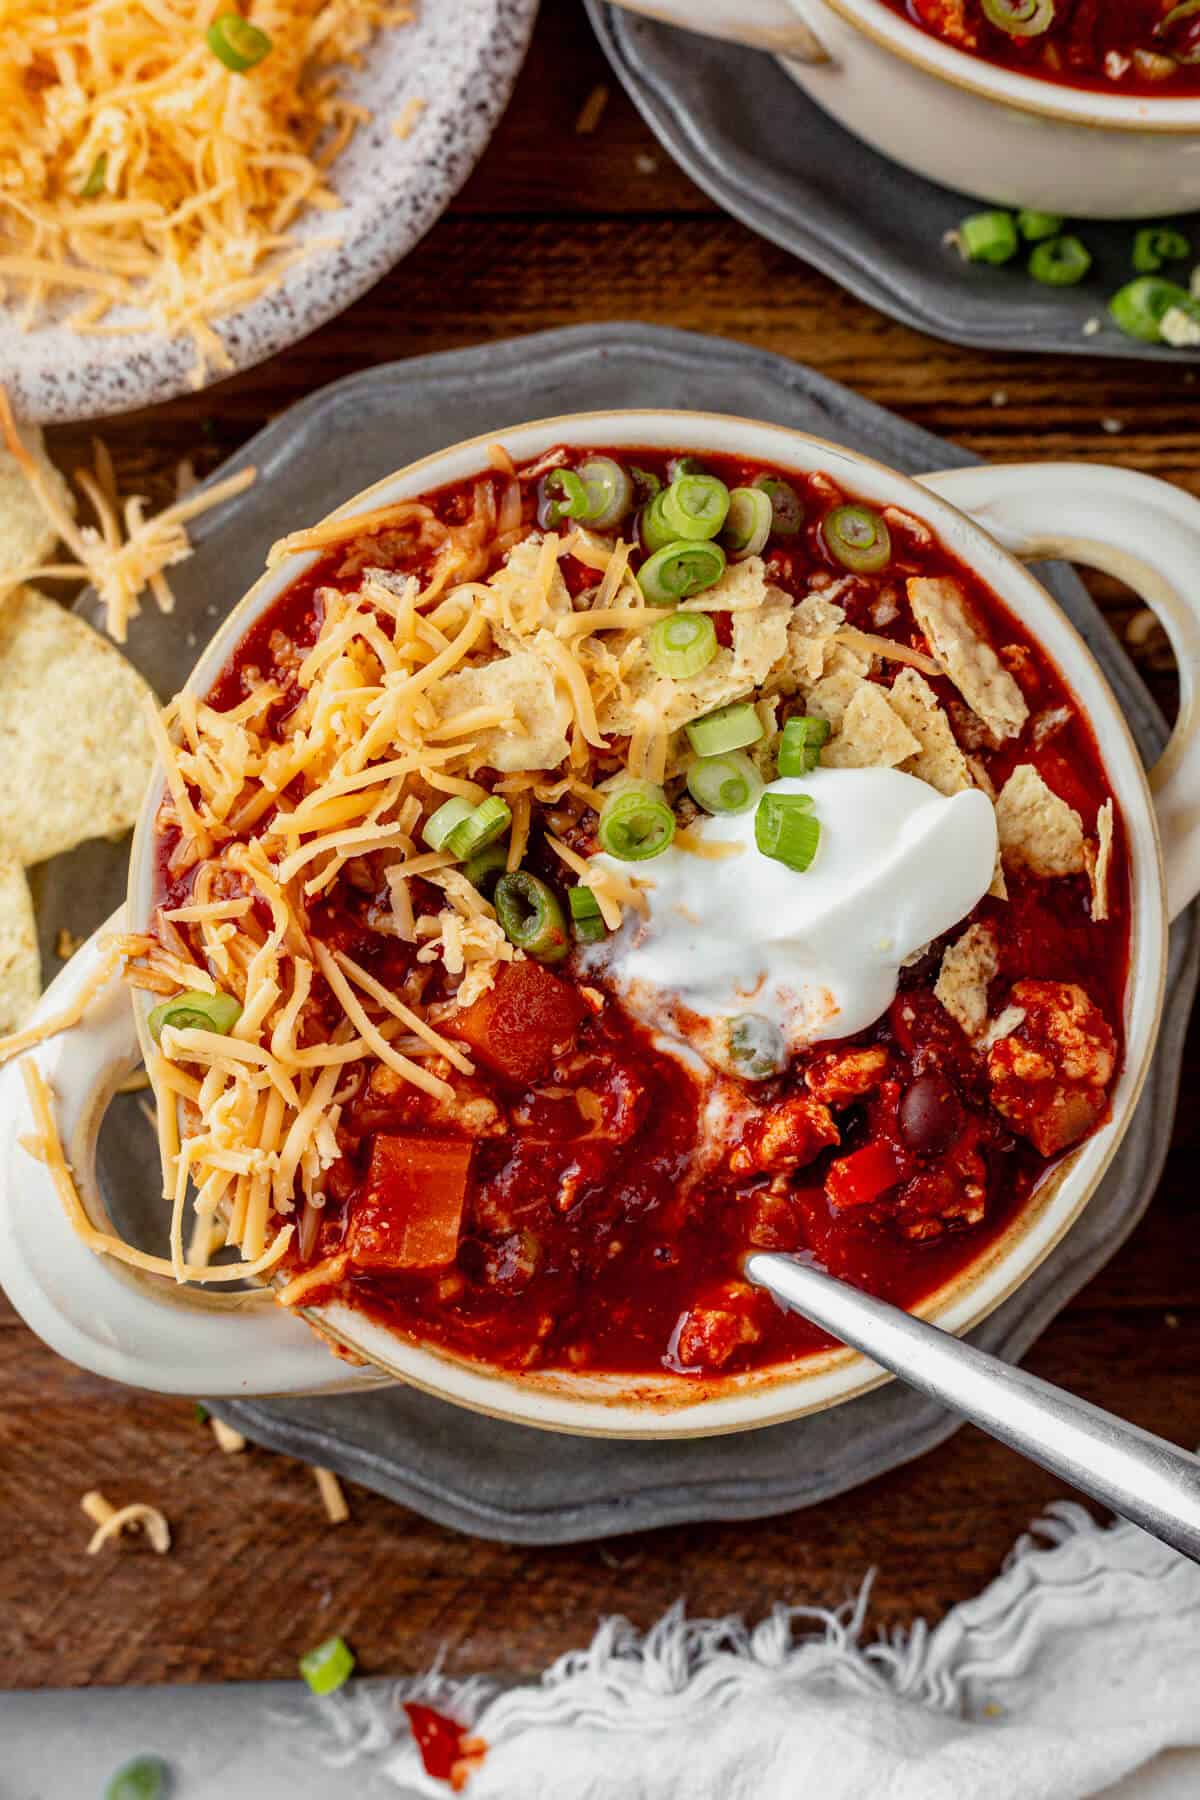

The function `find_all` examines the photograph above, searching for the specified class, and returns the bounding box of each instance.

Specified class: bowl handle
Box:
[0,913,381,1396]
[920,463,1200,922]
[606,0,831,58]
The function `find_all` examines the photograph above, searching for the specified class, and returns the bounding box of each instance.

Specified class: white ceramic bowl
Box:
[619,0,1200,217]
[2,410,1200,1436]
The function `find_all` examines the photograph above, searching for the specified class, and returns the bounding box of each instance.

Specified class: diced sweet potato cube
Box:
[445,959,584,1087]
[349,1135,472,1272]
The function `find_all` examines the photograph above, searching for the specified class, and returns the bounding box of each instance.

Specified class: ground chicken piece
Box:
[673,1284,763,1370]
[987,980,1116,1157]
[364,1064,507,1137]
[892,1119,989,1242]
[729,1094,840,1175]
[805,1046,890,1108]
[914,1,978,52]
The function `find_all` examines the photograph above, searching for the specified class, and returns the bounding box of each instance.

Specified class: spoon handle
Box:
[747,1253,1200,1563]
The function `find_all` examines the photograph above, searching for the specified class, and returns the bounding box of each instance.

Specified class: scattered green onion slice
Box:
[637,539,726,604]
[104,1755,170,1800]
[686,751,763,816]
[299,1635,355,1698]
[494,871,570,960]
[81,154,108,198]
[1016,208,1063,242]
[193,1402,210,1424]
[752,474,805,535]
[1109,276,1192,344]
[630,466,662,504]
[728,1014,787,1080]
[979,0,1055,35]
[777,715,831,777]
[596,781,676,862]
[206,13,273,70]
[444,794,512,860]
[568,884,607,944]
[577,456,634,530]
[1029,234,1092,287]
[1162,0,1200,54]
[955,210,1019,265]
[822,503,892,573]
[667,455,707,480]
[422,796,475,852]
[148,989,242,1042]
[648,610,718,680]
[1132,227,1191,274]
[463,841,510,896]
[537,468,591,530]
[755,791,821,872]
[658,473,731,541]
[640,489,678,554]
[685,700,763,758]
[721,486,773,560]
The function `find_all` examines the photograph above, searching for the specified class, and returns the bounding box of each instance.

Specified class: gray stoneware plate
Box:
[0,1,538,425]
[586,3,1200,364]
[37,324,1199,1543]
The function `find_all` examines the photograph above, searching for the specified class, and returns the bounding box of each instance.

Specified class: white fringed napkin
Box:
[305,1499,1200,1799]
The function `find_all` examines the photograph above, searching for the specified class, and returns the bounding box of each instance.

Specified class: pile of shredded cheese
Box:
[0,0,414,384]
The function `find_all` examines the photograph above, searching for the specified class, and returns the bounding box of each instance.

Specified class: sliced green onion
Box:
[148,989,242,1042]
[667,455,707,480]
[777,714,831,777]
[104,1756,170,1800]
[686,751,763,816]
[1016,208,1063,242]
[1109,276,1192,344]
[537,468,591,529]
[728,1014,787,1080]
[81,154,108,198]
[640,489,678,554]
[193,1402,210,1423]
[752,474,805,536]
[637,539,726,604]
[955,211,1019,265]
[1029,235,1092,287]
[979,0,1054,35]
[463,841,510,895]
[206,13,273,70]
[577,456,634,530]
[822,503,892,573]
[444,794,512,860]
[1163,0,1200,56]
[300,1635,355,1697]
[597,781,676,862]
[658,473,731,542]
[755,791,821,872]
[568,884,607,944]
[630,466,662,504]
[721,486,773,560]
[648,610,718,680]
[685,700,763,758]
[494,871,570,960]
[1132,227,1191,274]
[422,796,475,851]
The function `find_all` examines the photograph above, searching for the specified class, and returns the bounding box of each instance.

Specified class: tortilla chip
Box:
[1087,798,1114,922]
[907,577,1028,741]
[0,587,157,865]
[935,922,997,1039]
[801,644,872,729]
[0,852,39,1033]
[890,667,973,796]
[784,593,847,684]
[596,597,790,738]
[823,682,921,770]
[995,763,1085,878]
[435,648,572,774]
[0,426,72,608]
[678,556,774,613]
[488,536,572,650]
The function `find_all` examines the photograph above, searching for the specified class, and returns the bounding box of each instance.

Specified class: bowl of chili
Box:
[613,0,1200,218]
[2,410,1200,1437]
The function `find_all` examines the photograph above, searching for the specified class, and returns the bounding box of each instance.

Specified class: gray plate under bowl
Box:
[586,4,1200,364]
[37,323,1199,1543]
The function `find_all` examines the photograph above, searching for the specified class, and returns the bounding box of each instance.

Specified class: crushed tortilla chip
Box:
[0,426,73,611]
[0,587,156,864]
[934,922,998,1039]
[889,667,973,795]
[1087,798,1114,922]
[907,576,1028,741]
[0,852,39,1033]
[823,682,921,770]
[995,764,1085,878]
[435,649,571,775]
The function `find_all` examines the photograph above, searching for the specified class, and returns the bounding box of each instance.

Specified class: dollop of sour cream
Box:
[589,768,998,1077]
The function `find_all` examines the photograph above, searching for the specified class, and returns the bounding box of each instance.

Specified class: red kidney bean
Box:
[898,1072,963,1157]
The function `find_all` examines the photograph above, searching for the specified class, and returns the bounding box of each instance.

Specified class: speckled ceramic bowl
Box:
[0,0,538,425]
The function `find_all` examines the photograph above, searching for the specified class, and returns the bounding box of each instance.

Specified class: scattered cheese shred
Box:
[210,1418,248,1455]
[314,1466,350,1524]
[81,1490,171,1556]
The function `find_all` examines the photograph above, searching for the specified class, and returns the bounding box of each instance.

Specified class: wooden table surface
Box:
[3,0,1198,1692]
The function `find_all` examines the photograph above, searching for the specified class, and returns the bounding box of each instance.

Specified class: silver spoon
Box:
[747,1252,1200,1563]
